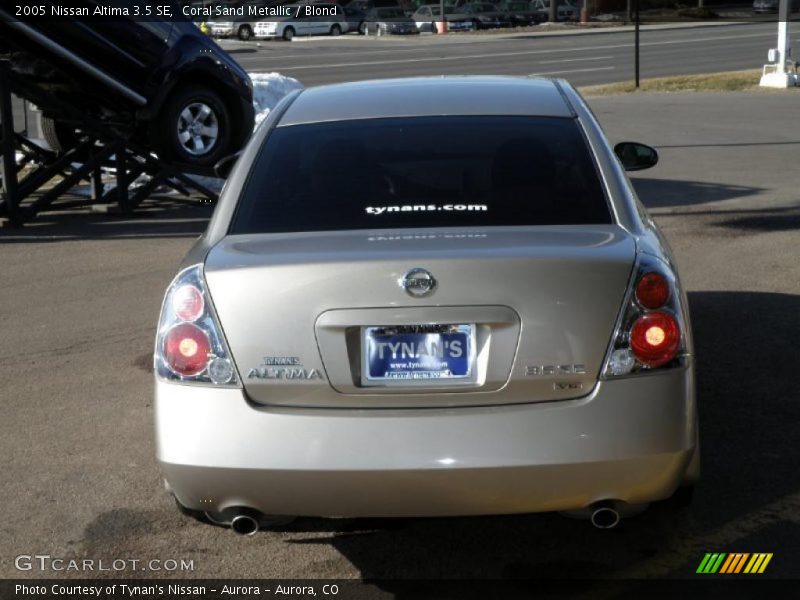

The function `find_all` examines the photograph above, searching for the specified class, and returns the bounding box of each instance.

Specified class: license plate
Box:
[363,324,474,381]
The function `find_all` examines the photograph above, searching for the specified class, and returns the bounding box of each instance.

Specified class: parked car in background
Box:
[752,0,778,13]
[364,6,420,34]
[461,3,513,29]
[531,0,578,21]
[343,3,369,32]
[254,4,349,39]
[0,2,254,170]
[499,0,547,25]
[207,1,270,40]
[412,4,476,32]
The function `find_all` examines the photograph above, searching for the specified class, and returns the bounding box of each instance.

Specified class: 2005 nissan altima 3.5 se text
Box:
[153,76,699,535]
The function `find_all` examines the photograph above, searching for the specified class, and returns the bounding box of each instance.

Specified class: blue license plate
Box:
[363,325,473,381]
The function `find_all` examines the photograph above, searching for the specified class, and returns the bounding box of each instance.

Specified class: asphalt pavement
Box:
[222,21,793,87]
[2,22,800,588]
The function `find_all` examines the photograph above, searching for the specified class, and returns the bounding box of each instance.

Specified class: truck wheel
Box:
[151,85,231,168]
[38,115,94,161]
[238,25,253,41]
[40,115,80,153]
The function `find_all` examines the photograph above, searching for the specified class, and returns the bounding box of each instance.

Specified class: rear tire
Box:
[150,85,231,168]
[283,26,295,41]
[358,21,367,35]
[237,25,253,41]
[39,115,93,162]
[330,24,342,36]
[40,116,81,153]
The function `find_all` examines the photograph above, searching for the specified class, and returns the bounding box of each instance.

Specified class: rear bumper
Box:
[156,367,697,517]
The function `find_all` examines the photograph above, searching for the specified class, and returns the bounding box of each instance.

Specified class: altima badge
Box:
[247,367,323,380]
[247,356,324,380]
[400,268,436,297]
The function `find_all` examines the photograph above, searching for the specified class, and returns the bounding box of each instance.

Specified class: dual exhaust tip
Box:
[589,503,621,529]
[225,502,624,534]
[216,508,294,535]
[230,513,260,536]
[562,500,633,529]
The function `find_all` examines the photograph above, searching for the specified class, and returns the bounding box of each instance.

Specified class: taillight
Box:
[164,323,211,376]
[154,265,239,387]
[602,256,689,378]
[629,311,680,367]
[635,272,670,309]
[171,285,204,322]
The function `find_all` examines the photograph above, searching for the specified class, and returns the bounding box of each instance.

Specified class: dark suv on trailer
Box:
[0,1,254,171]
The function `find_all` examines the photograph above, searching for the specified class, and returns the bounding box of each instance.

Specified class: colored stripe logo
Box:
[696,553,773,574]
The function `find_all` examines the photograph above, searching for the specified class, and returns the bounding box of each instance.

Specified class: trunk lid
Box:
[204,226,635,408]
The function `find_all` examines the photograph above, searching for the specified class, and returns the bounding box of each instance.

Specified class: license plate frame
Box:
[361,324,475,384]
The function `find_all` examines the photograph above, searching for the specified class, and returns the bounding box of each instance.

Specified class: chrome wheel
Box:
[177,102,219,156]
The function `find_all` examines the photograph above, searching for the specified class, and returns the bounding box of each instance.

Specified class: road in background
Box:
[224,22,791,86]
[9,22,793,134]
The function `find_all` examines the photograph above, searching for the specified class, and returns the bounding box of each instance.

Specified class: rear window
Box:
[230,116,612,234]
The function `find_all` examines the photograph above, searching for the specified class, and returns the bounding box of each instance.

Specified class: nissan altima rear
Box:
[154,77,698,533]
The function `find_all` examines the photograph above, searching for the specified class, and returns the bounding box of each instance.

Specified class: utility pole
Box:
[549,0,557,24]
[759,0,797,87]
[634,0,640,88]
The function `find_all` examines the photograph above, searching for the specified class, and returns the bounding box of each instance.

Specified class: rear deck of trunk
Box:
[204,226,636,408]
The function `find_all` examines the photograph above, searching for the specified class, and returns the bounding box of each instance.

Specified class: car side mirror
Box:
[614,142,658,171]
[214,151,242,179]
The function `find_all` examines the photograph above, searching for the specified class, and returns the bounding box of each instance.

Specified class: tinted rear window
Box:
[230,116,612,234]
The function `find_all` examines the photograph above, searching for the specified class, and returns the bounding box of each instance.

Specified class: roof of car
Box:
[277,76,574,127]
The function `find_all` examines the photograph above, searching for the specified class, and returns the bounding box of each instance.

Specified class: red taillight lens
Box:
[163,323,211,376]
[630,311,680,367]
[635,272,670,309]
[171,285,204,322]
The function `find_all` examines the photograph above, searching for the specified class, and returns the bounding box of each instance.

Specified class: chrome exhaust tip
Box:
[590,504,620,529]
[230,513,259,536]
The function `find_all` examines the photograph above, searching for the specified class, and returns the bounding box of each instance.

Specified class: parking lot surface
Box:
[220,21,788,86]
[2,88,800,583]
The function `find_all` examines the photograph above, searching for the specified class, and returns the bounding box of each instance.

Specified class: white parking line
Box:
[538,56,614,64]
[250,31,774,71]
[529,66,616,76]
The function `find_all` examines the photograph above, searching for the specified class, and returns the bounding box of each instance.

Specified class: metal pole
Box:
[760,0,796,87]
[634,0,640,88]
[777,0,791,71]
